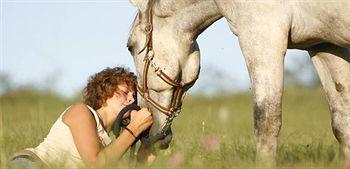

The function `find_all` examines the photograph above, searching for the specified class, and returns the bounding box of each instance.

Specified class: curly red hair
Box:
[83,67,137,110]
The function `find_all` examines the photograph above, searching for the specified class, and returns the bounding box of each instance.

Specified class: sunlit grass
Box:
[1,87,339,168]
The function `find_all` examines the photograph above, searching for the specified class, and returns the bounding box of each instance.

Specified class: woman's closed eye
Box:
[118,90,135,101]
[115,89,128,97]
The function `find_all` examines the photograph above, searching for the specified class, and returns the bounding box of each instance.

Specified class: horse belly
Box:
[288,29,350,49]
[289,1,350,49]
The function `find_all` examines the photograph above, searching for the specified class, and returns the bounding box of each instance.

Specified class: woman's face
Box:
[105,84,135,118]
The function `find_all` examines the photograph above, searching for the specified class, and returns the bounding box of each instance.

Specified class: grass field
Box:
[0,87,340,168]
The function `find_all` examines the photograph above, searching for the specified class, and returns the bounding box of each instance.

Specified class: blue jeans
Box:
[9,156,37,169]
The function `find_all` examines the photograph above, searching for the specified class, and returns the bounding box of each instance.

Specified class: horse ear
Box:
[129,0,138,6]
[129,0,152,12]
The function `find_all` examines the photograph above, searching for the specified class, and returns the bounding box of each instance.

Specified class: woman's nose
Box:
[127,95,135,104]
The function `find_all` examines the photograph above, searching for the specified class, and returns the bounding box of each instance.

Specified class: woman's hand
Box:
[127,108,153,137]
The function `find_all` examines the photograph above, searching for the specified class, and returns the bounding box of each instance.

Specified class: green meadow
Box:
[0,87,339,168]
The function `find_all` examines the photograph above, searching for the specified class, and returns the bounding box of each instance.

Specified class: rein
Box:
[113,104,141,167]
[136,8,197,136]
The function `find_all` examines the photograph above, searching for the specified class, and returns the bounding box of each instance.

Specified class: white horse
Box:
[127,0,350,166]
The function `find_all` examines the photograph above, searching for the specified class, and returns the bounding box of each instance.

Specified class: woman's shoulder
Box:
[62,103,95,125]
[69,103,89,111]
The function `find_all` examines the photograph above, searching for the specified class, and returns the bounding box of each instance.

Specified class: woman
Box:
[10,67,153,168]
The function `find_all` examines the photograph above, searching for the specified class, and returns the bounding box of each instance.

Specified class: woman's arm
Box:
[95,108,153,167]
[62,103,152,168]
[95,125,137,167]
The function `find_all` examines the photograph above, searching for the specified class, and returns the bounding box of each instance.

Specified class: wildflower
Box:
[201,134,221,151]
[167,153,184,166]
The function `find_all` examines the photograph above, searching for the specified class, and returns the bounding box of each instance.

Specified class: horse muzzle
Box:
[141,127,173,149]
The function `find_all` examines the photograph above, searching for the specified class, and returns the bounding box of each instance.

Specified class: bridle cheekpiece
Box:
[136,8,197,135]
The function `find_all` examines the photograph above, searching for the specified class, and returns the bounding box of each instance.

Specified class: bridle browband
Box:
[136,8,197,135]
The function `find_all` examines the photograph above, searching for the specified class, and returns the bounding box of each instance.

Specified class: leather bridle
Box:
[136,8,198,135]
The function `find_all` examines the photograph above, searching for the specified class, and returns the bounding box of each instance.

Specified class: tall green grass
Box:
[1,87,339,168]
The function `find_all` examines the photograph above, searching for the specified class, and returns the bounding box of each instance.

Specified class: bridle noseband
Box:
[136,8,197,135]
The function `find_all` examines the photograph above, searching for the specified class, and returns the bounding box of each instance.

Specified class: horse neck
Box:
[182,0,222,39]
[157,0,223,40]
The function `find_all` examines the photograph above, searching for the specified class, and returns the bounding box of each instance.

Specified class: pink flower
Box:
[167,153,184,166]
[201,134,221,151]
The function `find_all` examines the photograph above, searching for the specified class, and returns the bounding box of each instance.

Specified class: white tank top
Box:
[26,105,112,168]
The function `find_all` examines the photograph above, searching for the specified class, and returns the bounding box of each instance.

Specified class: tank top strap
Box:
[86,105,112,147]
[58,106,72,118]
[85,106,102,127]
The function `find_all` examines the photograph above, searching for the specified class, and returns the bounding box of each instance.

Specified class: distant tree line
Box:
[284,54,320,88]
[1,54,320,97]
[0,72,76,99]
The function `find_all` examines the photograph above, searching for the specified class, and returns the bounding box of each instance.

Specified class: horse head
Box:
[127,0,203,148]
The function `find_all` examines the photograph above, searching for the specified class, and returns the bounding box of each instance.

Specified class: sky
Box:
[1,0,311,97]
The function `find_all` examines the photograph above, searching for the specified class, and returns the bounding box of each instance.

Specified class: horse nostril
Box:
[127,46,133,53]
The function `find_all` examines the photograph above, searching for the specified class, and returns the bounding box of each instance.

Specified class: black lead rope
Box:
[113,103,141,137]
[113,103,174,167]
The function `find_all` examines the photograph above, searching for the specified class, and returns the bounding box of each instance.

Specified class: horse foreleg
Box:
[309,44,350,169]
[238,23,288,165]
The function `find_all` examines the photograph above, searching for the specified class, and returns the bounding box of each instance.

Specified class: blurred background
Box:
[2,1,338,168]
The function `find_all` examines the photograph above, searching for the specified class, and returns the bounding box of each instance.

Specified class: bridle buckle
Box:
[144,23,153,35]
